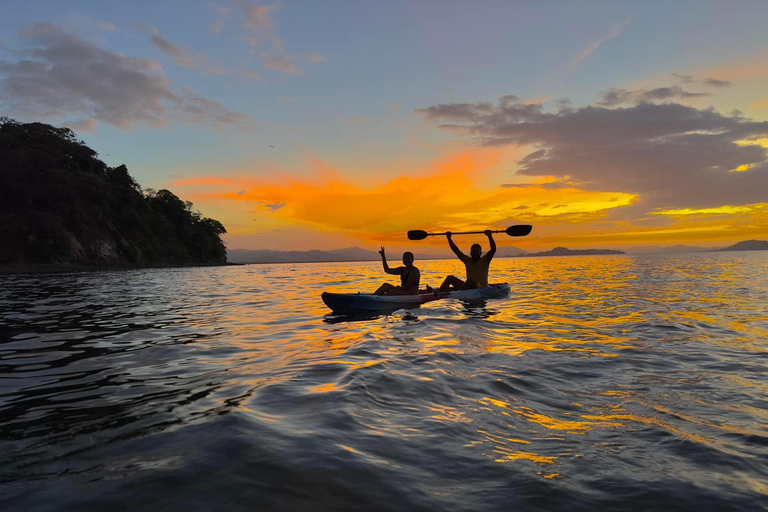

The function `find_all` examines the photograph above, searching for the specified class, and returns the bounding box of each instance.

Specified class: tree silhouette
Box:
[0,118,228,266]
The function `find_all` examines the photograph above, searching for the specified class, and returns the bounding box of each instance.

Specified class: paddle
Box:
[407,225,533,241]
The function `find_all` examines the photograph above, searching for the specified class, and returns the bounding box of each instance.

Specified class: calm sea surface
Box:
[1,253,768,511]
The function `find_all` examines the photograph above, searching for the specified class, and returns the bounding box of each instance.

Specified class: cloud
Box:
[518,149,547,165]
[241,3,300,74]
[307,52,325,63]
[264,201,286,211]
[0,23,254,131]
[211,19,226,34]
[171,150,637,244]
[238,1,324,75]
[597,85,710,106]
[233,67,263,81]
[63,15,118,34]
[62,117,99,133]
[260,47,302,75]
[673,73,733,88]
[650,204,761,216]
[133,22,227,75]
[415,95,768,212]
[177,96,253,128]
[703,78,733,88]
[170,144,768,249]
[553,98,572,111]
[572,16,633,65]
[209,3,231,34]
[242,3,278,31]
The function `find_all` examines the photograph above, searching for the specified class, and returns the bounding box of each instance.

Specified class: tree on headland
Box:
[0,117,227,266]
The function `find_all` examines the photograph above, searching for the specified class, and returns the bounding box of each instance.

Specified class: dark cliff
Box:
[0,118,227,266]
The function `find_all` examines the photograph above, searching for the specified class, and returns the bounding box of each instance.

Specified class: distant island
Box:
[227,245,528,264]
[717,240,768,251]
[0,118,227,272]
[514,247,625,257]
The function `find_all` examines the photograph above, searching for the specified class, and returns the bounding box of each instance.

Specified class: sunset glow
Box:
[1,2,767,251]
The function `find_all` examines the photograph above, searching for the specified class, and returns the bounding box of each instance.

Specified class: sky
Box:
[2,0,768,252]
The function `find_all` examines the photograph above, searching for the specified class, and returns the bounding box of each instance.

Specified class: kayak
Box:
[321,283,511,314]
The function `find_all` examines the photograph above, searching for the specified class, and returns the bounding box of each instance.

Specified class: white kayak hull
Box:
[322,283,510,314]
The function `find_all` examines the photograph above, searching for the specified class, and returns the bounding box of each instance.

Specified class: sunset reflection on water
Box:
[1,252,767,511]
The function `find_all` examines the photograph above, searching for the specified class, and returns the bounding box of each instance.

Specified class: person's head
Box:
[470,244,483,260]
[402,251,415,266]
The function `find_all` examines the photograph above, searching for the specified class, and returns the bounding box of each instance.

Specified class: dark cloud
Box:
[672,73,695,83]
[673,73,732,88]
[133,22,227,75]
[553,98,572,111]
[0,24,254,131]
[519,149,547,165]
[703,78,732,88]
[415,95,768,210]
[264,202,286,212]
[597,86,709,106]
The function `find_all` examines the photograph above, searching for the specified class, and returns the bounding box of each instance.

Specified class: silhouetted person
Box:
[374,248,421,295]
[439,230,496,292]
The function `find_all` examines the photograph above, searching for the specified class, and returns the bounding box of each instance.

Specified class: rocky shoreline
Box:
[0,261,242,276]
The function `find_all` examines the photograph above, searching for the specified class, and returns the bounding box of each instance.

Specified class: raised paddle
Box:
[407,225,533,241]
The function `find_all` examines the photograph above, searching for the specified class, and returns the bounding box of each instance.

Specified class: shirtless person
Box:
[373,248,421,295]
[438,230,496,292]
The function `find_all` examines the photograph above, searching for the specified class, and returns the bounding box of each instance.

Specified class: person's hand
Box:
[445,231,452,239]
[379,246,386,257]
[484,230,493,237]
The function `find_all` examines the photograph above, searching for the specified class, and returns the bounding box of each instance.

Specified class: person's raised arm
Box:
[446,232,466,260]
[379,247,400,275]
[485,230,497,261]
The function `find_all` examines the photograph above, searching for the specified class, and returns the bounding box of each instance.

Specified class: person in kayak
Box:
[373,248,422,295]
[438,230,496,292]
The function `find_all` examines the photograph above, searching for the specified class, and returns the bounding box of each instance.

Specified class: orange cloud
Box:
[172,149,637,248]
[170,146,768,251]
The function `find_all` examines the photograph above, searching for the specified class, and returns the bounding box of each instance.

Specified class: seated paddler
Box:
[373,247,421,295]
[438,230,496,292]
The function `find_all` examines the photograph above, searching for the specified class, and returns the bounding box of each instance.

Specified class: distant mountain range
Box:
[227,245,528,264]
[227,239,768,264]
[627,240,768,253]
[514,247,625,257]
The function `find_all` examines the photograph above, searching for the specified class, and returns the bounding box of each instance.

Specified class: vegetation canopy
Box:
[0,118,227,266]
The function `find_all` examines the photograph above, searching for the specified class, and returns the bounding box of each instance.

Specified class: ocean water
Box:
[1,253,767,512]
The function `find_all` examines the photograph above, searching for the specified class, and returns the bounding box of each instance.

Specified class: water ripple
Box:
[1,253,767,511]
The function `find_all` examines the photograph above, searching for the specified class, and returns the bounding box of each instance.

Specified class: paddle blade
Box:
[505,225,533,237]
[407,230,429,240]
